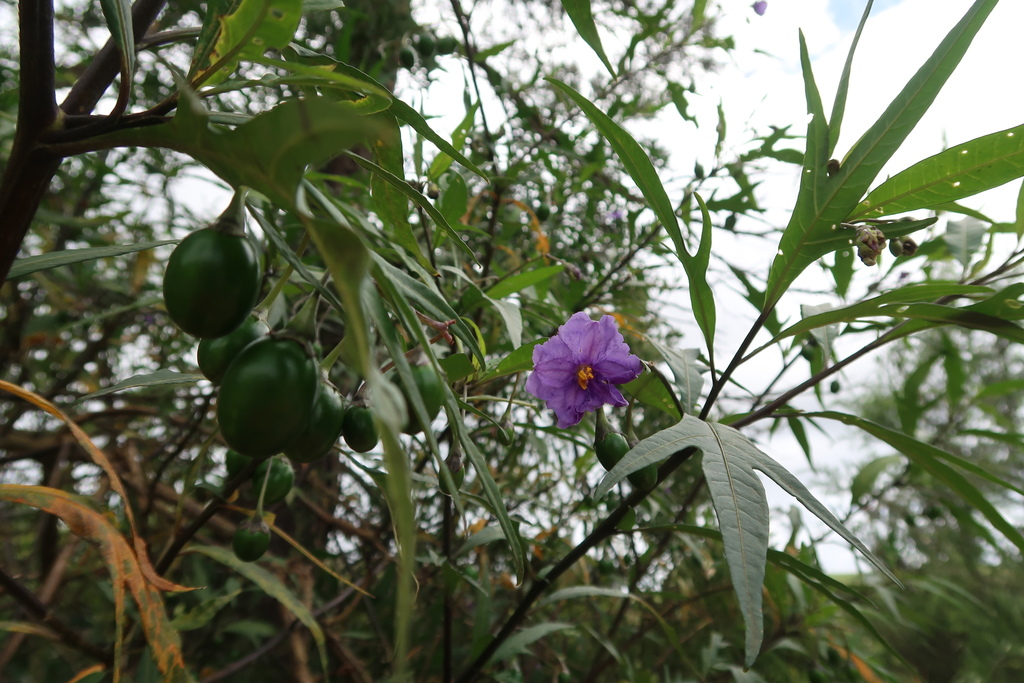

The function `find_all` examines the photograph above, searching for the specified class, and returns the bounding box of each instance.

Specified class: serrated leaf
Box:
[547,78,685,262]
[0,485,194,683]
[853,123,1024,219]
[595,415,897,666]
[9,240,179,279]
[559,0,615,77]
[190,545,327,677]
[73,370,205,405]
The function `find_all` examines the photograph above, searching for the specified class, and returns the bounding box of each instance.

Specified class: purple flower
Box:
[753,1,767,15]
[525,312,643,428]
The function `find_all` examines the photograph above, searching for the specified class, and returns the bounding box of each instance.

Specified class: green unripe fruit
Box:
[342,404,379,453]
[435,36,458,54]
[440,465,466,496]
[284,385,345,464]
[534,204,551,221]
[217,337,320,457]
[197,315,270,384]
[225,449,254,479]
[399,46,416,69]
[595,432,629,472]
[416,34,435,57]
[232,518,271,562]
[628,464,658,492]
[162,228,261,339]
[252,456,294,504]
[400,365,444,434]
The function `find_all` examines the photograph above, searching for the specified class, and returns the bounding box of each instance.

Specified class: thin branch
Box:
[0,566,113,665]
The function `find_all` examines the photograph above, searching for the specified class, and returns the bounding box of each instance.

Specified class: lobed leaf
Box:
[595,414,897,666]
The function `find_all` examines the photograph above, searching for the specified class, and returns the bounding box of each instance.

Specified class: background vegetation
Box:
[1,0,1022,681]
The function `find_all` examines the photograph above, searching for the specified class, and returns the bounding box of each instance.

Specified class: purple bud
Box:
[753,1,767,16]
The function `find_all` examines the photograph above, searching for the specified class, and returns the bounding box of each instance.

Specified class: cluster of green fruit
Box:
[161,198,385,562]
[398,33,460,70]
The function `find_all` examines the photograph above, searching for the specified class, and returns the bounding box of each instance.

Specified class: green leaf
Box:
[246,200,346,312]
[755,283,994,351]
[73,370,205,404]
[439,353,475,383]
[190,545,328,677]
[765,0,998,305]
[547,78,684,261]
[944,216,987,266]
[491,622,575,664]
[188,0,238,79]
[485,265,565,300]
[8,240,179,279]
[480,339,542,381]
[344,151,477,263]
[371,255,484,363]
[388,97,488,180]
[621,369,682,420]
[559,0,615,77]
[853,123,1024,219]
[427,102,479,181]
[809,410,1024,508]
[205,0,303,84]
[95,95,380,212]
[170,590,242,631]
[594,415,897,667]
[850,454,903,505]
[648,342,703,413]
[827,0,874,156]
[98,0,135,98]
[685,193,716,362]
[302,0,344,10]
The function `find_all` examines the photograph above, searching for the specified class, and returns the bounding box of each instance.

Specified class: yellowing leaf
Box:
[0,485,194,683]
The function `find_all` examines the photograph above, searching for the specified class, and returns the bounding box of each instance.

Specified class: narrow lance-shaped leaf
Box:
[189,545,328,677]
[98,0,135,111]
[945,216,988,267]
[686,193,716,365]
[73,369,205,405]
[852,123,1024,219]
[559,0,615,76]
[765,0,998,305]
[547,78,686,261]
[8,240,179,280]
[828,0,874,155]
[595,415,898,667]
[807,411,1024,553]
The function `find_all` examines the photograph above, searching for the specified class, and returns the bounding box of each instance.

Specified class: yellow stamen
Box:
[577,365,595,390]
